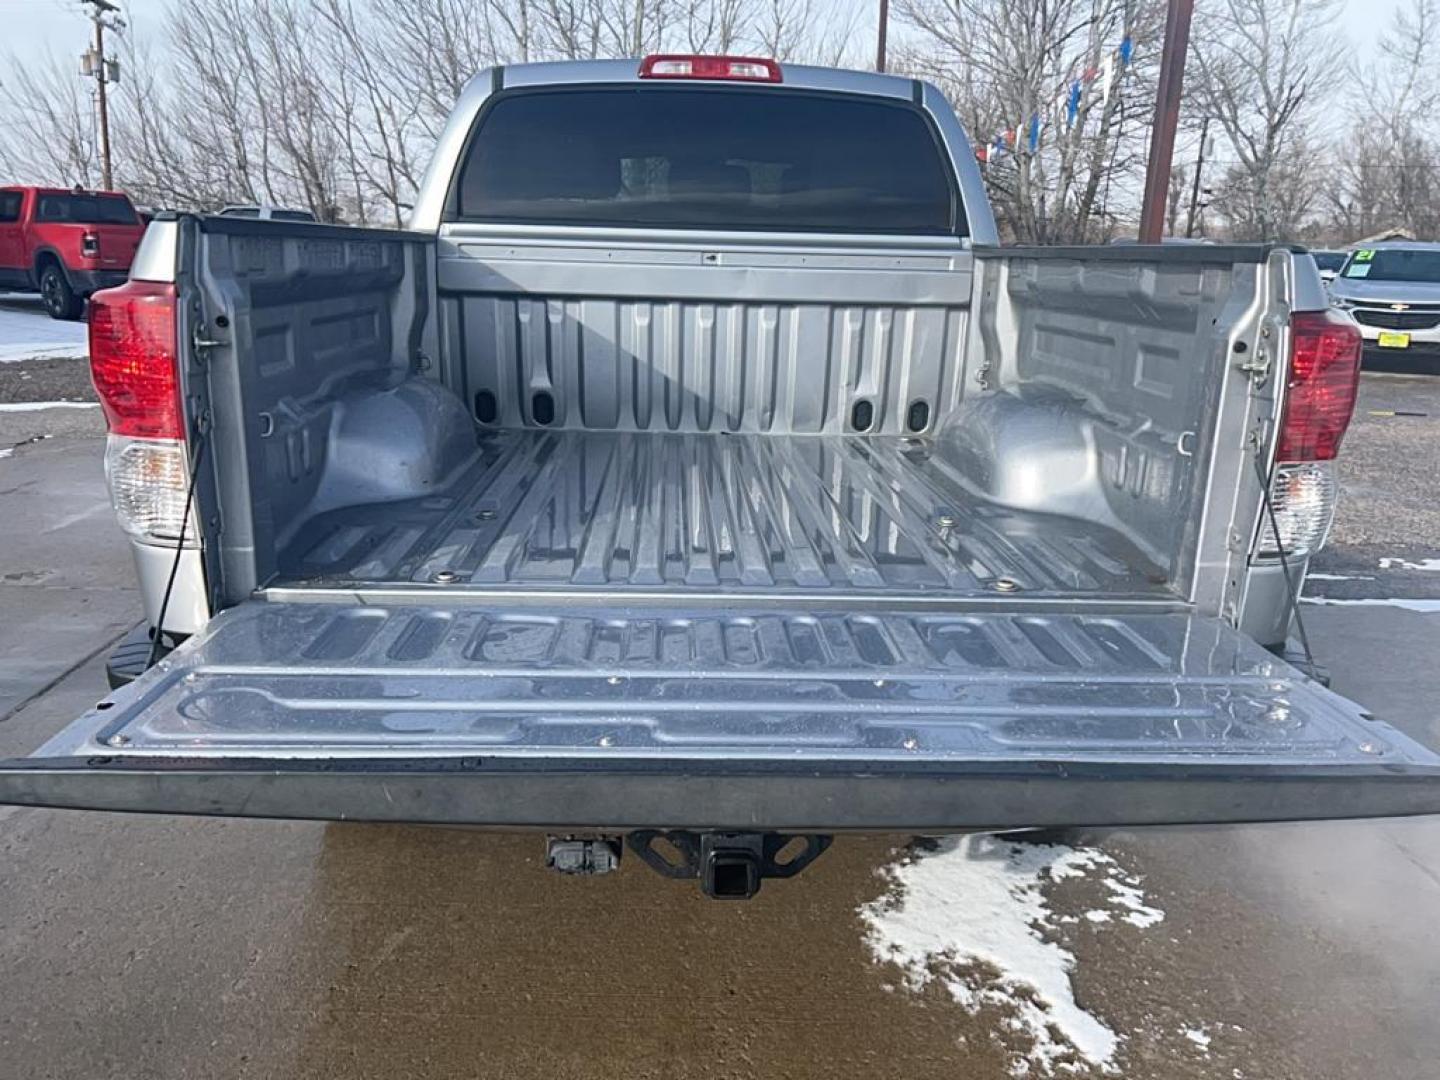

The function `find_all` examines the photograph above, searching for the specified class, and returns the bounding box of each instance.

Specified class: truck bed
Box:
[14,85,1440,843]
[275,430,1173,602]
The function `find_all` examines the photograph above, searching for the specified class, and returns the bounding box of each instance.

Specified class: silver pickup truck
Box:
[4,57,1437,897]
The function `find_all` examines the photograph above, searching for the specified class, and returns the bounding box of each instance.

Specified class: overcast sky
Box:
[0,0,1411,98]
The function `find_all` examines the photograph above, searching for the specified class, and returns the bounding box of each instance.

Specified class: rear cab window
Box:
[452,86,963,235]
[0,191,21,223]
[34,193,138,225]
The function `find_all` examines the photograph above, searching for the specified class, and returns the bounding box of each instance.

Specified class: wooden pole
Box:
[1138,0,1195,243]
[876,0,889,72]
[94,15,113,190]
[1184,114,1210,238]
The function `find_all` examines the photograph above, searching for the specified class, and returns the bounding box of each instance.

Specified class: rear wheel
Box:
[38,262,83,320]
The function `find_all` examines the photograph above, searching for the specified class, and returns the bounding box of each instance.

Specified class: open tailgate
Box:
[3,601,1439,830]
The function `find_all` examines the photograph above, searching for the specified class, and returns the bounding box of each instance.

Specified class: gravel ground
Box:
[0,355,97,406]
[1309,371,1440,599]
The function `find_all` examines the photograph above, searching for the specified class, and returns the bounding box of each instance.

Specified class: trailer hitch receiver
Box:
[626,831,832,899]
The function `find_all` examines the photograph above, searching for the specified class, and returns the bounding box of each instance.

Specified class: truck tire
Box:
[38,261,83,321]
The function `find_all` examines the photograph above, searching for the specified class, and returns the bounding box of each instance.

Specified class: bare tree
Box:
[0,54,101,187]
[1188,0,1342,241]
[896,0,1163,242]
[678,0,753,52]
[1319,0,1440,242]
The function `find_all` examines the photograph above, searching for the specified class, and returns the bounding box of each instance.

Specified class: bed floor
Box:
[276,430,1174,602]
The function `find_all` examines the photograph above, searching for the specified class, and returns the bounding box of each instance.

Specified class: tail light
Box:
[104,437,192,541]
[1259,310,1362,559]
[81,231,100,258]
[89,281,181,439]
[1276,311,1362,463]
[639,54,782,82]
[1259,462,1338,558]
[88,281,192,542]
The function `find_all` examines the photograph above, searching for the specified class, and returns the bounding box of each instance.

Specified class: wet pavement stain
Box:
[283,826,1306,1080]
[290,827,1018,1080]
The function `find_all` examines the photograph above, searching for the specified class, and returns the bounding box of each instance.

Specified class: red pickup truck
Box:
[0,186,146,319]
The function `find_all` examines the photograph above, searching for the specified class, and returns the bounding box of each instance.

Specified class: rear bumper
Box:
[66,268,129,294]
[4,757,1440,831]
[1361,336,1440,354]
[1361,340,1440,372]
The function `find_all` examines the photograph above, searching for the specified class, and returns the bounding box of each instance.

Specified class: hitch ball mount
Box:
[628,830,832,899]
[545,831,832,899]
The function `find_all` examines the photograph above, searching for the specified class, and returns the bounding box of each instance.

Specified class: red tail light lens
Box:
[88,280,182,440]
[1276,310,1361,462]
[638,54,782,82]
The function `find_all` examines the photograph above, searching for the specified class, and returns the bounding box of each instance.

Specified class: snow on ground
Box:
[0,401,98,412]
[861,835,1167,1077]
[1378,556,1440,572]
[1303,597,1440,613]
[1182,1026,1213,1051]
[0,295,88,363]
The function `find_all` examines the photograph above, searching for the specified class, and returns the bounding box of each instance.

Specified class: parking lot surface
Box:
[2,302,1439,1079]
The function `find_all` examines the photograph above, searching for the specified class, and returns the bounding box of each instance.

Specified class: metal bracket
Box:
[626,830,832,899]
[1237,346,1269,382]
[192,321,227,358]
[546,836,622,876]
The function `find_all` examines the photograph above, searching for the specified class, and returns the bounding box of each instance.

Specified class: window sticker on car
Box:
[1353,249,1376,262]
[1345,263,1373,278]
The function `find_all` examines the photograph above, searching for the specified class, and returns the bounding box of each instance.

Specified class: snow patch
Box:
[0,447,11,460]
[1102,876,1165,929]
[1182,1026,1212,1051]
[0,300,88,363]
[860,835,1166,1076]
[1303,572,1375,581]
[1379,557,1440,572]
[1303,597,1440,613]
[0,401,98,412]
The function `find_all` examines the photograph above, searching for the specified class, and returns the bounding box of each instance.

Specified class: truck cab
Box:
[0,186,145,319]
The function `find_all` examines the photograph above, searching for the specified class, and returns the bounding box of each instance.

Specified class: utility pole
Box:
[876,0,889,72]
[1137,0,1195,243]
[1184,114,1209,238]
[80,0,122,191]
